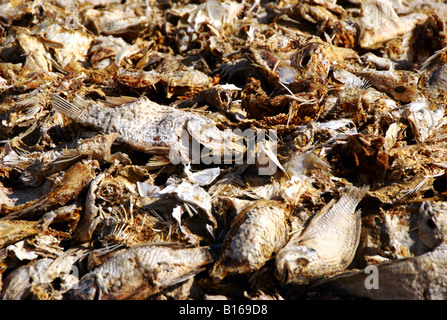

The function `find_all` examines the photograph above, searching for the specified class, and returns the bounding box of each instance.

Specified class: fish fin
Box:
[2,150,22,166]
[52,149,81,164]
[420,49,444,73]
[73,94,92,110]
[51,94,84,119]
[344,185,370,204]
[145,155,171,168]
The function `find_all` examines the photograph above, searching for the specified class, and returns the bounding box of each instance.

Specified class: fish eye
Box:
[394,86,406,93]
[295,257,309,267]
[300,54,311,68]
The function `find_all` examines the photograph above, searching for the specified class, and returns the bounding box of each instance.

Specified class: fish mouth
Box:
[275,260,294,285]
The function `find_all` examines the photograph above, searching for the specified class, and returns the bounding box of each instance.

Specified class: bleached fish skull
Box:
[274,245,319,285]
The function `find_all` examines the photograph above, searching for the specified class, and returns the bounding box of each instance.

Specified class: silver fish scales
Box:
[50,94,244,162]
[70,243,215,300]
[275,185,369,285]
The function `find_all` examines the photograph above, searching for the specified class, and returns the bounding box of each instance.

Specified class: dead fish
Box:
[210,200,290,280]
[1,160,97,220]
[418,201,447,249]
[50,94,244,165]
[1,258,53,300]
[275,185,369,285]
[2,133,125,187]
[1,246,87,300]
[40,23,93,71]
[354,69,421,103]
[139,177,216,229]
[310,243,447,300]
[0,211,54,249]
[70,243,215,300]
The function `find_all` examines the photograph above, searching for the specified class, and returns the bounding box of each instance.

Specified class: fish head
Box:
[418,201,447,249]
[274,245,319,285]
[68,273,98,300]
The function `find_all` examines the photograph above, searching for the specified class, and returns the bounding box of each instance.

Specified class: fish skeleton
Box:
[274,185,369,285]
[50,94,244,164]
[70,243,215,300]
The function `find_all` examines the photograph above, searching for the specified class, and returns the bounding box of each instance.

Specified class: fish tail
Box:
[51,94,84,120]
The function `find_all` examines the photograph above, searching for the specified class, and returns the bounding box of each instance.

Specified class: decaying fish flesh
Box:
[275,186,369,285]
[70,243,215,300]
[210,200,291,280]
[1,161,97,220]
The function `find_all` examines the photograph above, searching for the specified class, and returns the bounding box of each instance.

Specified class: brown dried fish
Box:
[1,161,96,220]
[210,200,291,280]
[275,185,369,285]
[0,212,53,249]
[354,69,421,103]
[70,243,215,300]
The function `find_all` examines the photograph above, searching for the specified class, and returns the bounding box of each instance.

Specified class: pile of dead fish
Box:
[1,0,447,300]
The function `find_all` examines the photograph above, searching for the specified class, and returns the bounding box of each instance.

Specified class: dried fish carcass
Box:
[210,200,291,280]
[310,201,447,300]
[70,243,215,300]
[1,160,97,220]
[419,48,447,108]
[51,94,245,164]
[80,1,163,41]
[275,186,369,285]
[2,247,87,300]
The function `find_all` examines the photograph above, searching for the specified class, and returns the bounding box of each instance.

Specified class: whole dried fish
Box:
[210,200,290,280]
[50,94,244,164]
[275,186,369,285]
[70,243,215,300]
